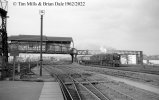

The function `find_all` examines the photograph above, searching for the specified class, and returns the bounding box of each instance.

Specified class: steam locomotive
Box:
[80,53,121,67]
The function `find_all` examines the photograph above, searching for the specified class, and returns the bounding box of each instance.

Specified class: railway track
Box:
[44,65,137,100]
[71,73,135,100]
[58,74,82,100]
[67,64,159,88]
[83,75,135,100]
[44,66,111,100]
[70,75,111,100]
[58,74,111,100]
[44,67,81,100]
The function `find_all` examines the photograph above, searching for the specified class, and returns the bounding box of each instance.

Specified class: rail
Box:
[62,66,136,100]
[44,67,73,100]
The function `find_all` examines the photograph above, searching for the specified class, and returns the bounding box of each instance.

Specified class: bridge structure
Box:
[3,35,143,64]
[107,50,143,64]
[8,35,73,54]
[0,34,143,79]
[7,35,143,65]
[0,34,76,78]
[8,35,76,59]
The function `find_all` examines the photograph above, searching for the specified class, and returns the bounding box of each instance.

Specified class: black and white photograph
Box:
[0,0,159,100]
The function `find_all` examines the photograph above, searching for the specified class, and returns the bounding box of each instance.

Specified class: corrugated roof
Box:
[8,35,73,42]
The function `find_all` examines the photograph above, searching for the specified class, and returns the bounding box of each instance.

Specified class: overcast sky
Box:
[6,0,159,55]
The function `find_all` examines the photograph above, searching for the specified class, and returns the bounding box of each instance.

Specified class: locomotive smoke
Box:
[100,46,107,53]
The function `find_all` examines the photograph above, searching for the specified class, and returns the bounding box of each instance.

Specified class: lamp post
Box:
[39,10,45,76]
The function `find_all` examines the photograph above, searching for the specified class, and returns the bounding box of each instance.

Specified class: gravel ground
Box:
[86,73,159,100]
[68,63,159,87]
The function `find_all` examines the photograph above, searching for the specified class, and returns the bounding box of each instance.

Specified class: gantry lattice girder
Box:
[77,50,142,55]
[0,0,8,57]
[108,50,142,55]
[0,7,8,57]
[77,50,101,55]
[0,0,8,79]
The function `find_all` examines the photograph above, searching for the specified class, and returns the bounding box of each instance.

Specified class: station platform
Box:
[0,66,64,100]
[39,82,64,100]
[32,66,64,100]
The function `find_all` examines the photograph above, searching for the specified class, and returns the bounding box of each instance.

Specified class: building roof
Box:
[8,35,73,42]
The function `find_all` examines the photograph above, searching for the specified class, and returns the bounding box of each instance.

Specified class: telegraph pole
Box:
[39,10,45,76]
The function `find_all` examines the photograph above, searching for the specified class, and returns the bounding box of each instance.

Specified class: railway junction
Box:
[1,63,159,100]
[1,1,159,100]
[0,34,159,100]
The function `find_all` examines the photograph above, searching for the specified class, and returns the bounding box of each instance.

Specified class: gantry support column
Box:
[70,48,77,63]
[70,54,74,63]
[136,54,138,65]
[0,7,8,79]
[126,55,129,64]
[139,51,143,65]
[136,51,143,65]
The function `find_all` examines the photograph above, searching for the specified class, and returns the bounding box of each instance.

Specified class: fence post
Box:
[12,56,16,81]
